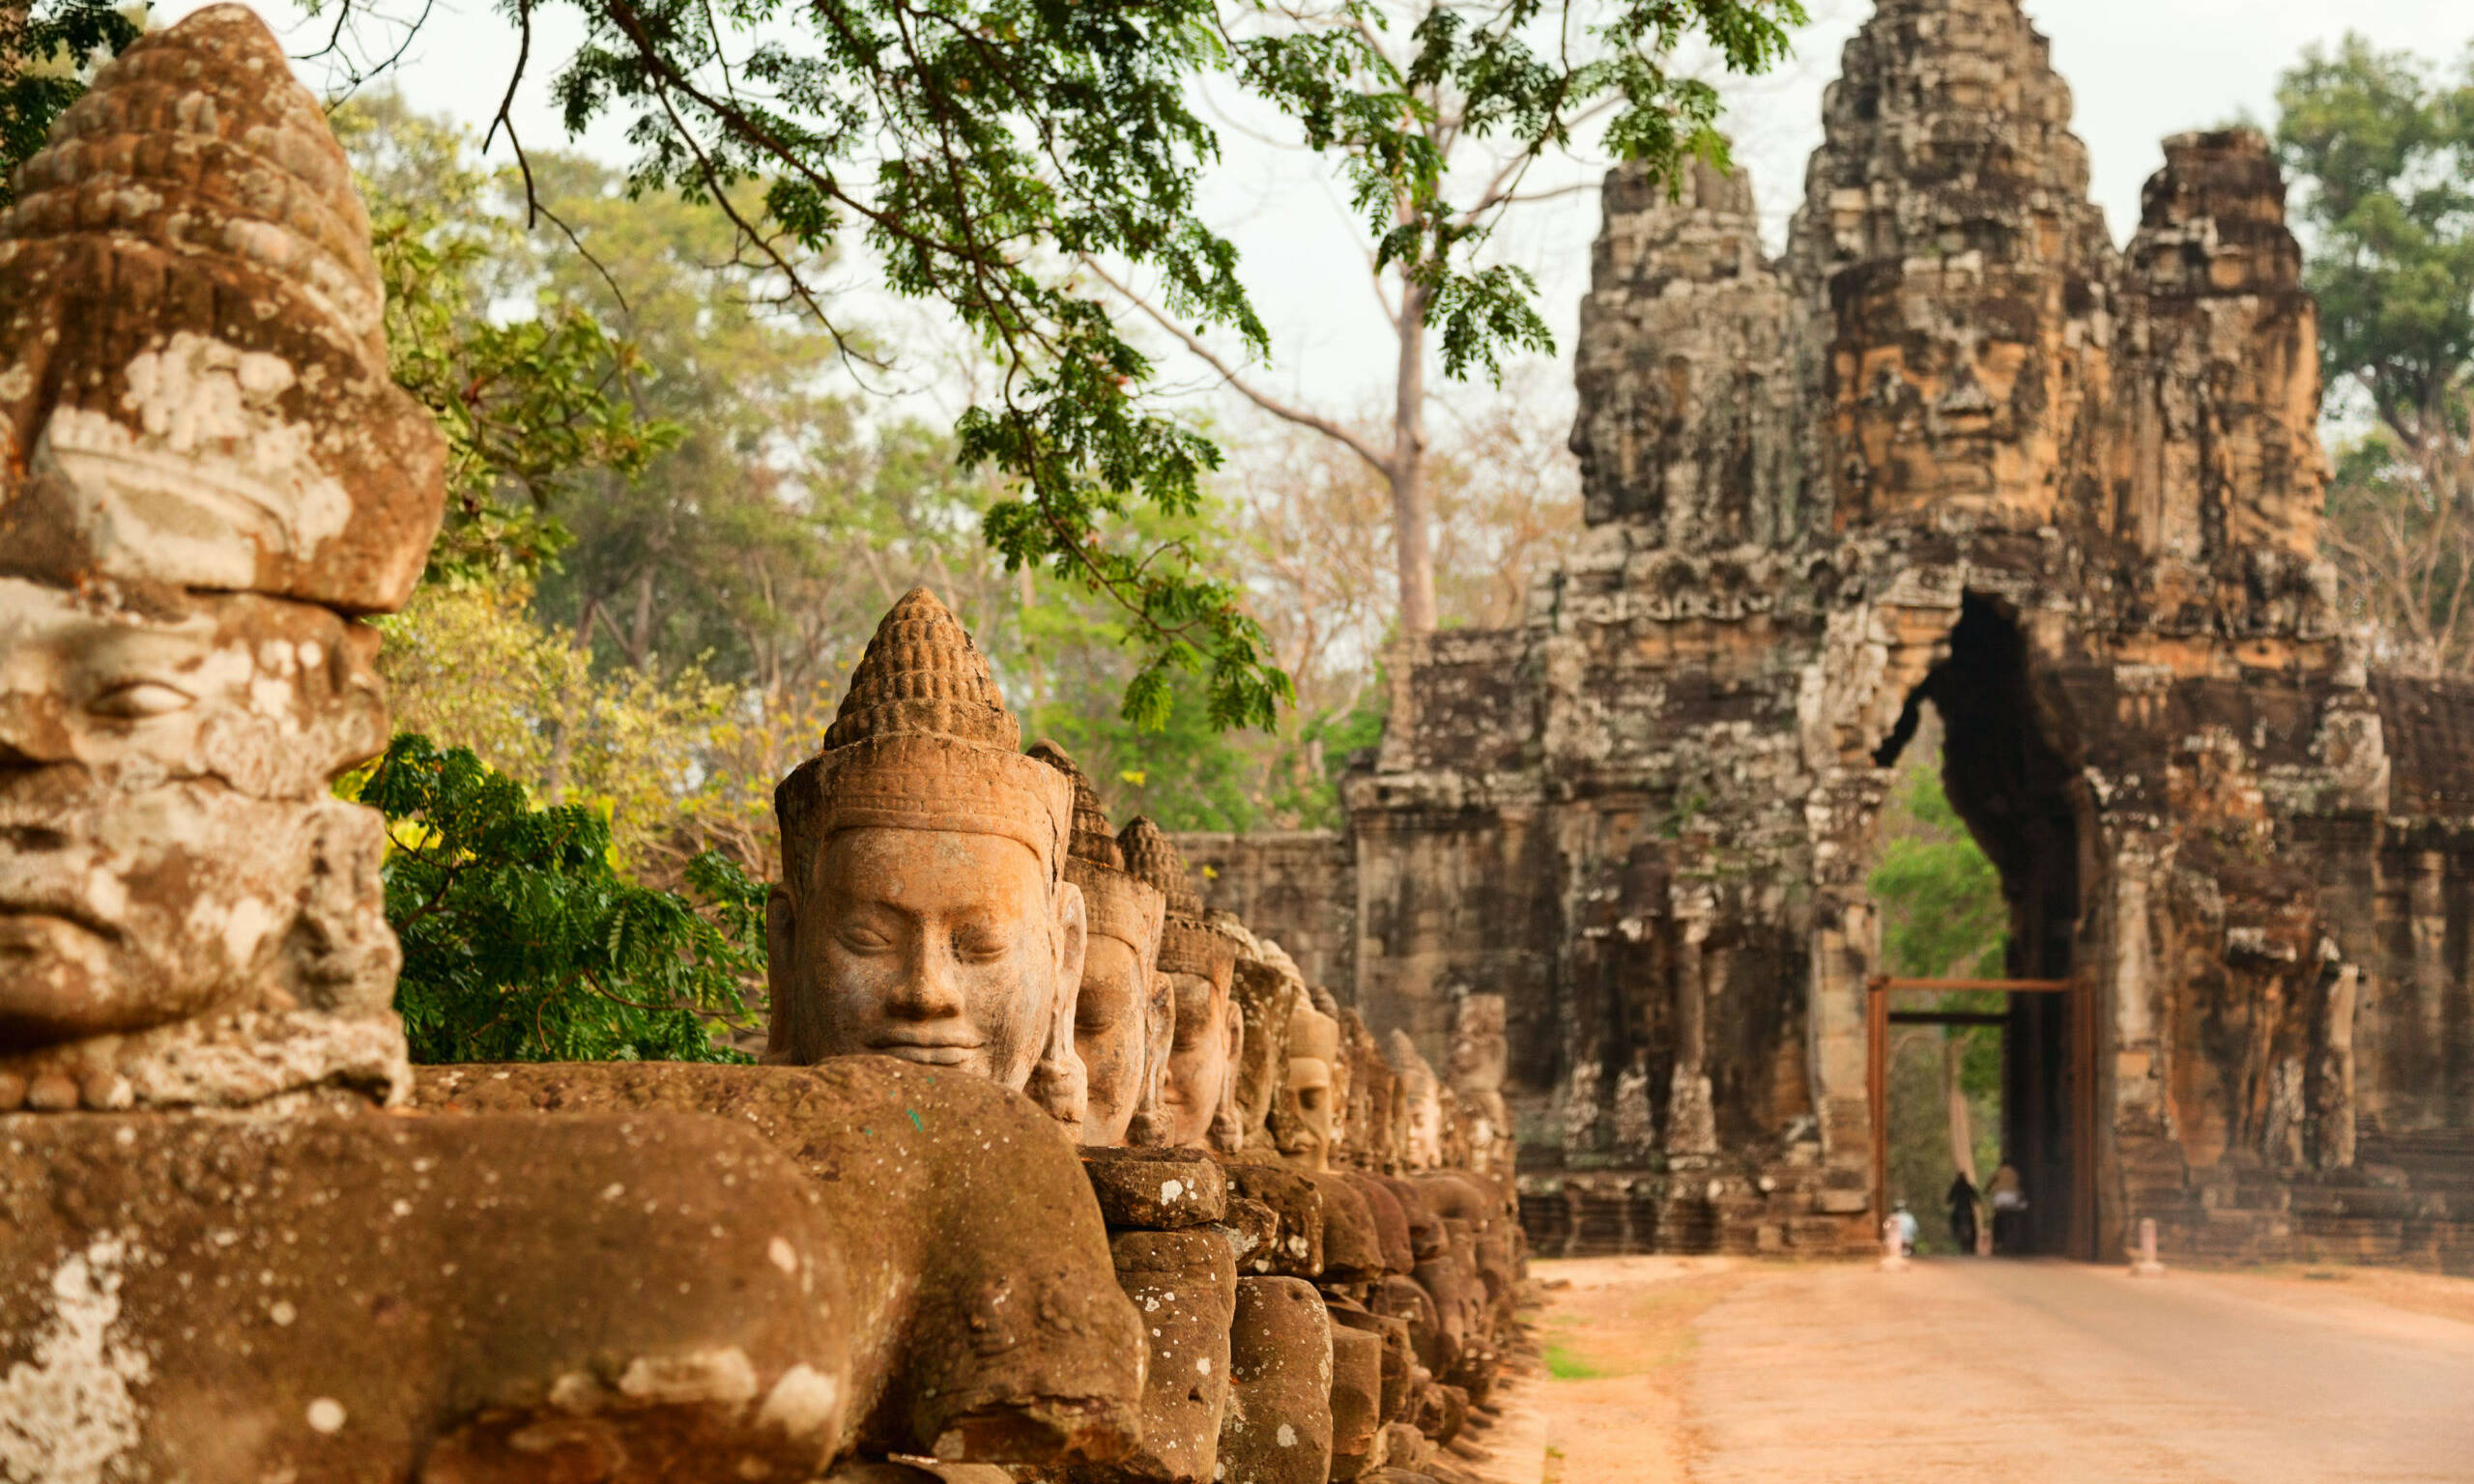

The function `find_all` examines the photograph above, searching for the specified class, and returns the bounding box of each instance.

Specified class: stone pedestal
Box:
[1217,1277,1334,1484]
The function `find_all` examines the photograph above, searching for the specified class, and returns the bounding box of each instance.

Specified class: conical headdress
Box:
[1121,815,1238,982]
[0,4,446,614]
[777,588,1071,882]
[1026,739,1126,870]
[1029,739,1161,955]
[825,588,1018,752]
[1119,816,1199,916]
[1289,1001,1340,1064]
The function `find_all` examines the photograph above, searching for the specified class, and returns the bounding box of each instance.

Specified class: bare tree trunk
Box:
[543,597,598,806]
[1943,1032,1978,1185]
[1391,281,1436,636]
[626,565,658,671]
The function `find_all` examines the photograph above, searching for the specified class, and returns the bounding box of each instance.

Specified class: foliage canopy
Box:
[0,0,140,210]
[343,0,1800,731]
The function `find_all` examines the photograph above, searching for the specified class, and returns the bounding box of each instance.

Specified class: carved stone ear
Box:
[762,884,799,1063]
[1052,879,1088,1011]
[278,797,398,1017]
[1209,1001,1246,1154]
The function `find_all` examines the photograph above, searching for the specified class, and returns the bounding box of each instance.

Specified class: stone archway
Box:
[1873,593,2101,1257]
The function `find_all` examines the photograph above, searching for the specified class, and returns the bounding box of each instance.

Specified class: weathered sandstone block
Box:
[417,1058,1146,1465]
[1216,1277,1334,1484]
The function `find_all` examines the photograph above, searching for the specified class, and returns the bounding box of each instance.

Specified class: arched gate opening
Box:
[1870,594,2100,1260]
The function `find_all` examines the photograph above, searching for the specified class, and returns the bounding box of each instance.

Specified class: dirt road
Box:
[1533,1254,2474,1484]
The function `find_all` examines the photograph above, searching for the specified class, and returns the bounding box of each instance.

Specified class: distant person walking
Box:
[1891,1201,1919,1257]
[1988,1163,2028,1253]
[1947,1170,1980,1254]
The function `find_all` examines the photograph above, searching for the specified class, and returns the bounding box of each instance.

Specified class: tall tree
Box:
[2276,36,2474,675]
[340,94,682,585]
[1090,0,1801,635]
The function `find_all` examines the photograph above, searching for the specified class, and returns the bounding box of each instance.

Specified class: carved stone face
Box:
[1401,1068,1444,1169]
[0,580,391,1049]
[770,825,1086,1089]
[0,580,386,795]
[0,772,387,1048]
[1074,929,1151,1144]
[1279,1056,1334,1172]
[1159,967,1233,1149]
[1834,268,2042,517]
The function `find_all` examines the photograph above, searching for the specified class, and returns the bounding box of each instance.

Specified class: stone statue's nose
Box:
[883,936,970,1021]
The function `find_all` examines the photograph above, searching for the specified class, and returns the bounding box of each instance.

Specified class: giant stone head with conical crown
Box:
[767,588,1088,1089]
[0,5,443,1102]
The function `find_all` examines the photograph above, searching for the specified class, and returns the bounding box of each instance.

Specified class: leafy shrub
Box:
[352,734,762,1064]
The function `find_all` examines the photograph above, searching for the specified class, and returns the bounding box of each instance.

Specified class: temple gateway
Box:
[1184,0,2474,1268]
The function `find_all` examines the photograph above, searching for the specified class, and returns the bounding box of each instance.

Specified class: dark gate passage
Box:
[1874,595,2099,1259]
[1868,977,2096,1259]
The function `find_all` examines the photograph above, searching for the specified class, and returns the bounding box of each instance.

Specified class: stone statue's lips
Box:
[0,907,117,944]
[0,888,122,944]
[870,1036,986,1069]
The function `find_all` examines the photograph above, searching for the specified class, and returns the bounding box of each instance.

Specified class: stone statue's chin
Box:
[0,912,119,1045]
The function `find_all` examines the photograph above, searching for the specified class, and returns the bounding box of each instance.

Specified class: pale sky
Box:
[161,0,2470,422]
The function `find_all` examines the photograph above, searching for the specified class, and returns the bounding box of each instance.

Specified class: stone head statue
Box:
[0,5,444,1108]
[1391,1029,1446,1170]
[1156,923,1240,1151]
[1448,992,1510,1146]
[1029,740,1165,1145]
[1230,949,1304,1153]
[1119,816,1242,1150]
[1277,1001,1339,1172]
[1305,985,1353,1155]
[768,589,1086,1090]
[1338,1009,1394,1170]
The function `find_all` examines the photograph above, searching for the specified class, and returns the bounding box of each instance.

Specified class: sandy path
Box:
[1530,1255,2474,1484]
[1531,1256,1745,1484]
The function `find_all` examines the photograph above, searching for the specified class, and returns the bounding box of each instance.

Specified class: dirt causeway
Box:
[1529,1254,2474,1484]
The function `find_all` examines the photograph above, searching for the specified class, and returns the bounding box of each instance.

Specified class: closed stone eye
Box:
[86,680,195,719]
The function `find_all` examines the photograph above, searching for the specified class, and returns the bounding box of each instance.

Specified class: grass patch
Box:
[1543,1340,1606,1381]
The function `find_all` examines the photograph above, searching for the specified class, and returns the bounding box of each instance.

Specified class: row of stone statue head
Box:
[762,587,1511,1179]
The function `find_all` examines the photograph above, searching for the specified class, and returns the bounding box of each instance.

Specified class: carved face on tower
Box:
[768,589,1086,1090]
[1832,263,2044,520]
[1029,741,1165,1144]
[0,6,442,1081]
[1278,1003,1340,1172]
